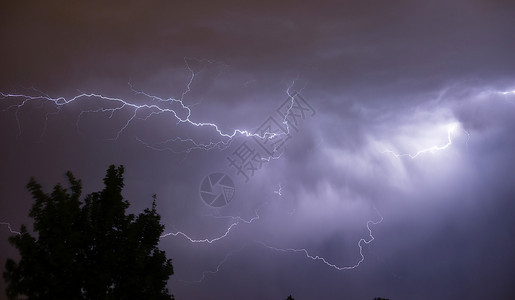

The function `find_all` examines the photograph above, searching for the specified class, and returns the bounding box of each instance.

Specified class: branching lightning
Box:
[0,59,409,285]
[175,206,383,282]
[258,207,383,270]
[379,86,515,160]
[0,63,322,286]
[0,59,297,154]
[1,90,256,143]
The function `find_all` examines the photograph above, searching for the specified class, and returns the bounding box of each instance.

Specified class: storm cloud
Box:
[1,1,515,299]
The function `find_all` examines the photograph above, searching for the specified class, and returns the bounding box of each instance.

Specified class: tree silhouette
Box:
[286,295,295,300]
[3,165,174,299]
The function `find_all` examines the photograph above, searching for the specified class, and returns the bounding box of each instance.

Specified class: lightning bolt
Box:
[160,209,261,242]
[179,245,246,283]
[0,222,21,235]
[383,122,462,159]
[2,60,396,282]
[2,71,317,287]
[497,89,515,106]
[178,206,382,281]
[258,207,383,270]
[273,184,284,196]
[499,90,515,95]
[155,79,308,250]
[135,136,233,154]
[0,59,301,155]
[379,86,515,160]
[160,222,239,243]
[1,90,258,142]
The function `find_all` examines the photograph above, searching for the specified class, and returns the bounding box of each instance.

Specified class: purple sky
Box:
[1,1,515,299]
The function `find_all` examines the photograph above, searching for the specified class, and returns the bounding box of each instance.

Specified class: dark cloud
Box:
[2,1,515,299]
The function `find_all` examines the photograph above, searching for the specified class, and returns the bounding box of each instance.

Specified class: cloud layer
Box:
[1,1,515,299]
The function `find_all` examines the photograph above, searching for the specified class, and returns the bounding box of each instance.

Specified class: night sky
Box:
[2,1,515,299]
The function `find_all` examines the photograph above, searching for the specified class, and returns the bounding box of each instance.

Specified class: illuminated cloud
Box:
[1,1,515,299]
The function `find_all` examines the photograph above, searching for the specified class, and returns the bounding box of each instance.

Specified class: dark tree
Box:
[285,295,295,300]
[3,165,174,299]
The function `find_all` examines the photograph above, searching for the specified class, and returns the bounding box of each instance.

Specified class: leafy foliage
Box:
[3,165,174,299]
